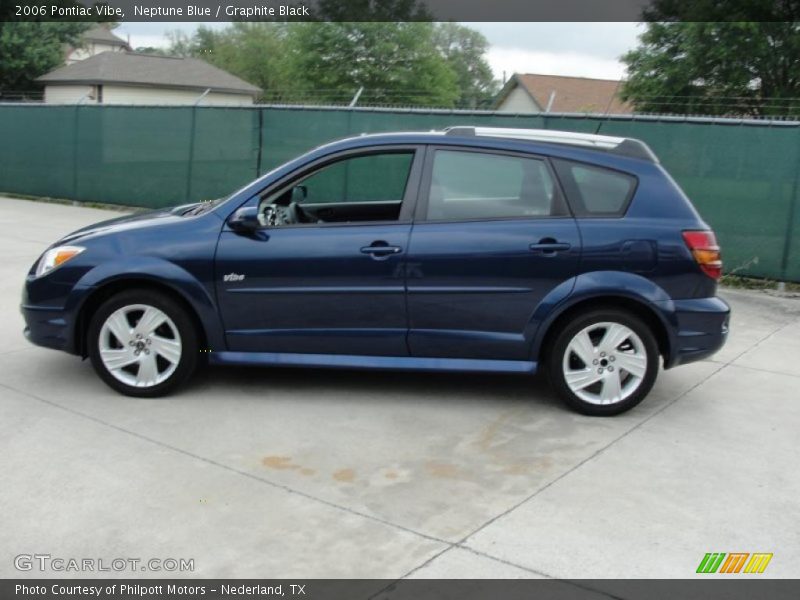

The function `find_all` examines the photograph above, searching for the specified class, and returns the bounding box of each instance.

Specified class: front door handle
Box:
[529,239,571,255]
[360,242,403,257]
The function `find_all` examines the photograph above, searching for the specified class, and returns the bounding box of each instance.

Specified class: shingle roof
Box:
[81,25,130,47]
[496,73,633,115]
[37,51,261,96]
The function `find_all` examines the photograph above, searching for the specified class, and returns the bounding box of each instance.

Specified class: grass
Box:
[719,256,800,292]
[720,274,800,292]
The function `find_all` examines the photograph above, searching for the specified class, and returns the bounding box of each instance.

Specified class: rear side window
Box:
[425,150,566,221]
[553,159,636,217]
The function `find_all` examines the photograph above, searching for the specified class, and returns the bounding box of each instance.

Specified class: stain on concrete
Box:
[261,456,300,471]
[477,407,526,453]
[425,461,461,479]
[333,468,356,483]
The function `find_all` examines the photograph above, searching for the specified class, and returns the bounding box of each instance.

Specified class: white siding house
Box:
[494,73,633,115]
[44,85,255,106]
[497,85,541,113]
[38,52,261,106]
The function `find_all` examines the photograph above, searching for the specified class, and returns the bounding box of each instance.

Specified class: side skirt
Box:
[209,351,538,375]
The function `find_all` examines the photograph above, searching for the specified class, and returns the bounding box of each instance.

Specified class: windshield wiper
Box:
[182,199,222,216]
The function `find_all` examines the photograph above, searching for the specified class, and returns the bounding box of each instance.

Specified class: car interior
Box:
[257,152,413,226]
[255,149,567,227]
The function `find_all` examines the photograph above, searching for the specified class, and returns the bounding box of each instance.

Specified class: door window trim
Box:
[244,145,425,230]
[414,145,573,224]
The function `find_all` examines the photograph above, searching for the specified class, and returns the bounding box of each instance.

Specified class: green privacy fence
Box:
[0,104,799,281]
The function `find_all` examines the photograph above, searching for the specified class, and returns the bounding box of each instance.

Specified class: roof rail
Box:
[444,126,658,163]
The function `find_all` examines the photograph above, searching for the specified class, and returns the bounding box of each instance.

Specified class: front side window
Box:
[260,151,415,225]
[425,150,564,221]
[295,152,413,205]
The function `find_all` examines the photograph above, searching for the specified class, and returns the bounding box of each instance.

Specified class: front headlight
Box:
[35,245,85,278]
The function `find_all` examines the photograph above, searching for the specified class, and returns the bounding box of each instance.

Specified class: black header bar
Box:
[3,0,800,22]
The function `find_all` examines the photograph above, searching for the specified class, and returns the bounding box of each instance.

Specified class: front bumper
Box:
[662,296,730,368]
[20,280,82,354]
[21,304,75,353]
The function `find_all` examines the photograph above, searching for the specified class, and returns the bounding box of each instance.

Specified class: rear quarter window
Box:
[553,159,637,217]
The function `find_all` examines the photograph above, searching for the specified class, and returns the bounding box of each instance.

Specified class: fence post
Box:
[256,107,263,178]
[185,106,198,203]
[779,126,800,281]
[72,105,80,201]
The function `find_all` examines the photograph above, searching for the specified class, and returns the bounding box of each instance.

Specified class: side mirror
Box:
[228,206,261,232]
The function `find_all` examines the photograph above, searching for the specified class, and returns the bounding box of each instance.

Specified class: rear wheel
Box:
[547,309,659,416]
[88,289,198,397]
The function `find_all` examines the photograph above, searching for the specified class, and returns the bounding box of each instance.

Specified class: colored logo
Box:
[696,553,773,574]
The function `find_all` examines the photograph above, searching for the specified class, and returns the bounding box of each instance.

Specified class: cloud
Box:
[487,48,628,81]
[476,22,641,59]
[114,21,640,80]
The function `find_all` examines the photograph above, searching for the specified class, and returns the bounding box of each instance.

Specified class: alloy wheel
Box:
[561,321,648,405]
[98,304,182,388]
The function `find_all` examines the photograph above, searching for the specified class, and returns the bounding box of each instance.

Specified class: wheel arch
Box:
[531,273,676,367]
[74,277,211,358]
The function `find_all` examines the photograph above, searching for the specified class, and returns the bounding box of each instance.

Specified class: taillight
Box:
[683,230,722,280]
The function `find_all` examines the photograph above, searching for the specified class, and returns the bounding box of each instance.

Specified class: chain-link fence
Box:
[1,104,798,281]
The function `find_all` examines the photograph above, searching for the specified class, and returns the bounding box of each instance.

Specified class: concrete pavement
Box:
[1,196,798,580]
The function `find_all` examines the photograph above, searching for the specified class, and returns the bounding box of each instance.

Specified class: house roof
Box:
[495,73,633,115]
[37,51,261,96]
[81,25,130,48]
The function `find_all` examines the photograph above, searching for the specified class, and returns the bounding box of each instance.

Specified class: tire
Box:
[88,289,198,397]
[547,309,659,416]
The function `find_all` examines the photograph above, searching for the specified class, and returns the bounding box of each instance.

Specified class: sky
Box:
[114,22,643,82]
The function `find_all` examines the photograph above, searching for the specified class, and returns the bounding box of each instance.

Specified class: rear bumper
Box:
[662,296,730,368]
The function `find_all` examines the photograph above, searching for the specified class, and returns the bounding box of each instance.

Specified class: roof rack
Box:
[444,126,658,163]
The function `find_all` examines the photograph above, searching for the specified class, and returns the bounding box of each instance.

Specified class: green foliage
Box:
[0,22,91,90]
[133,47,168,56]
[199,24,294,100]
[622,17,800,116]
[434,22,498,108]
[164,20,495,108]
[289,22,458,106]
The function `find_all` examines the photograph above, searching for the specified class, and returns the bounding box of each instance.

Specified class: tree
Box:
[165,15,496,108]
[434,23,498,108]
[164,29,197,58]
[0,22,91,91]
[165,26,220,58]
[289,22,459,106]
[621,3,800,116]
[134,47,168,56]
[293,0,461,106]
[164,24,294,101]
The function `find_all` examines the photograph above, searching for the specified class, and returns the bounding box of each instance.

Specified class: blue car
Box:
[22,127,729,415]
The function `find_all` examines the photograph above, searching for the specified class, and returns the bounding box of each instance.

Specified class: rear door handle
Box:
[529,242,571,254]
[360,243,403,257]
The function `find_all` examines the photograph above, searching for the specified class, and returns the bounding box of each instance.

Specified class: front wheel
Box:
[88,289,198,397]
[547,309,659,416]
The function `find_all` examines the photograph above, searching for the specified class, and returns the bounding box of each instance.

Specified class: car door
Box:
[215,147,423,356]
[406,146,581,360]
